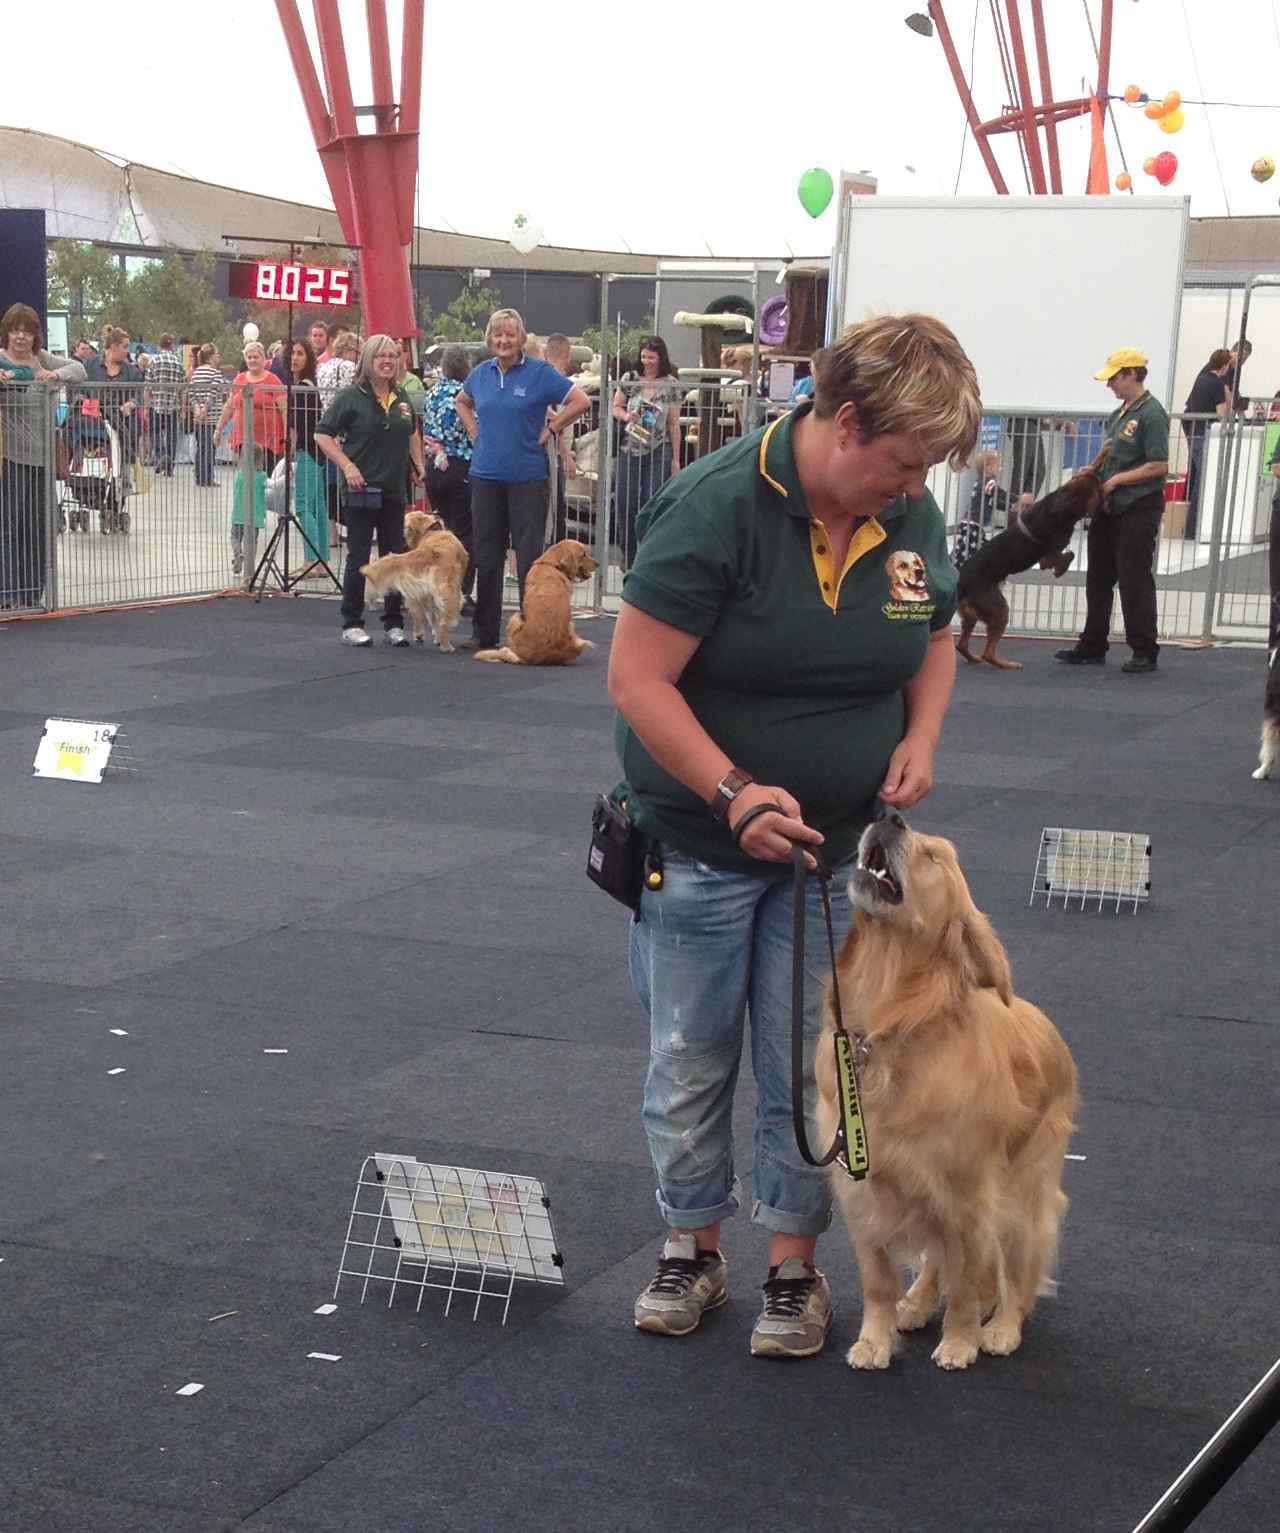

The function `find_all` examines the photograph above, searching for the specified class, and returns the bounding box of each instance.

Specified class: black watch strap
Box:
[709,768,754,822]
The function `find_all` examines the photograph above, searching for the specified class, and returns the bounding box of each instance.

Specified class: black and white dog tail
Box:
[1253,647,1280,781]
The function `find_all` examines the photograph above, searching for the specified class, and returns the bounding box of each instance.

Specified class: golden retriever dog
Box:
[474,538,598,665]
[817,813,1077,1372]
[885,549,931,604]
[360,511,468,652]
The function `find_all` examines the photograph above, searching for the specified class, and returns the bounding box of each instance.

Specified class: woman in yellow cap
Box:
[1056,348,1168,674]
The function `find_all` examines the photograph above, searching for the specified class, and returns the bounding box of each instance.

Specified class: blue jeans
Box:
[617,444,672,568]
[628,848,852,1238]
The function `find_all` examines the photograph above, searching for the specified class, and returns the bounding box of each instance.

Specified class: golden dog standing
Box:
[608,314,982,1358]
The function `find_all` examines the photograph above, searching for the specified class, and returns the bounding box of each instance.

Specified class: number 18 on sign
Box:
[33,719,119,784]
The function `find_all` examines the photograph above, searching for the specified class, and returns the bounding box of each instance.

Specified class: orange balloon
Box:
[1116,172,1132,191]
[1163,90,1181,113]
[1144,100,1166,120]
[1142,156,1157,175]
[1123,84,1141,103]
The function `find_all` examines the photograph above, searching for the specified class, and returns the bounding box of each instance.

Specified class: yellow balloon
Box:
[1159,109,1185,135]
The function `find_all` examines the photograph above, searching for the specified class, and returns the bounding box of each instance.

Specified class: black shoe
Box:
[1121,655,1157,674]
[1055,648,1105,666]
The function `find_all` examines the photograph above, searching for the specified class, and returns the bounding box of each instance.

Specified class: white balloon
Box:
[510,222,541,256]
[242,322,260,342]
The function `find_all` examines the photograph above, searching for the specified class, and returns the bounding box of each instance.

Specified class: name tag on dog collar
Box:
[834,1032,870,1180]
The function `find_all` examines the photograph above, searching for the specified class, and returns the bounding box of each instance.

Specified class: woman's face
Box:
[291,343,308,375]
[244,345,266,373]
[5,323,36,358]
[489,323,521,365]
[106,339,128,365]
[309,326,328,355]
[832,415,929,516]
[373,343,399,383]
[639,347,660,378]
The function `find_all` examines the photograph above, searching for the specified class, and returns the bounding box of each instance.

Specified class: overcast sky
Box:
[10,1,1280,254]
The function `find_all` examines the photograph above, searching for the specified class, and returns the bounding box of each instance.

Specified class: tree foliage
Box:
[428,284,503,342]
[581,315,654,368]
[46,241,123,341]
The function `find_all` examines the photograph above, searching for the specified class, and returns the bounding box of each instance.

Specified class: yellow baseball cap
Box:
[1094,347,1148,381]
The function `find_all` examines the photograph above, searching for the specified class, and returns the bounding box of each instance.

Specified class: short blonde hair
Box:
[332,330,359,358]
[812,313,981,469]
[484,307,527,348]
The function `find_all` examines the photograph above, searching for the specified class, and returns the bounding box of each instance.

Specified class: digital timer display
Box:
[228,261,352,307]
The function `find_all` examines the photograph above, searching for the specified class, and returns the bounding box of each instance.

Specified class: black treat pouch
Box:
[587,793,644,910]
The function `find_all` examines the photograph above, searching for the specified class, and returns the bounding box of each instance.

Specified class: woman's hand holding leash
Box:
[727,785,823,870]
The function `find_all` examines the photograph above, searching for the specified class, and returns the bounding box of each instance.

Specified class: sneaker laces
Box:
[646,1255,710,1297]
[761,1270,816,1318]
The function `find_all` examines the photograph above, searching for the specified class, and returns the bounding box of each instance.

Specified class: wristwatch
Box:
[708,768,755,822]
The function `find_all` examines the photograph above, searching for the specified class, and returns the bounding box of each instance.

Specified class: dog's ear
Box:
[938,907,1011,1005]
[954,909,1013,1004]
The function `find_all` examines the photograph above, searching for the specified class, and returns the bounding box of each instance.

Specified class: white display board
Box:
[32,718,119,784]
[837,197,1189,413]
[373,1154,562,1284]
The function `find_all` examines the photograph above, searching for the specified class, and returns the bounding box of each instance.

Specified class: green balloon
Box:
[797,167,834,218]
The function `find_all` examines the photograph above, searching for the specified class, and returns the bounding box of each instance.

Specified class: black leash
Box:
[790,844,869,1180]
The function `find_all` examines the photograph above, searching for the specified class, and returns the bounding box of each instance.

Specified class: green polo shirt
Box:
[316,381,417,499]
[615,401,956,871]
[1099,392,1169,512]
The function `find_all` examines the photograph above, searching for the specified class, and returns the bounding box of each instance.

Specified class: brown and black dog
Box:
[956,466,1104,670]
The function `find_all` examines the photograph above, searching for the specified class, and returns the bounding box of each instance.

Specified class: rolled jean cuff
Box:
[750,1197,833,1239]
[655,1177,741,1231]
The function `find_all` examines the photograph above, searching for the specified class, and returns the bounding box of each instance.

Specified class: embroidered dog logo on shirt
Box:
[883,549,935,621]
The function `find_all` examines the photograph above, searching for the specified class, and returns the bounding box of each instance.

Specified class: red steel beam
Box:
[928,1,1010,194]
[1096,0,1113,100]
[312,0,357,139]
[1004,0,1047,193]
[977,98,1091,134]
[365,0,397,132]
[274,0,332,148]
[398,0,424,136]
[1029,0,1062,192]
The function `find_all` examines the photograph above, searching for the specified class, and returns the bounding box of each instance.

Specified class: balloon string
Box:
[952,0,981,197]
[1180,0,1231,216]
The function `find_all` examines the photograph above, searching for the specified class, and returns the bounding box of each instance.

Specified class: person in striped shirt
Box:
[189,344,226,488]
[145,333,185,475]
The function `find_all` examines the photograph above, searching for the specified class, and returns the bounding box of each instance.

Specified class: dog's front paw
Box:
[895,1297,933,1332]
[932,1336,979,1370]
[1253,764,1272,781]
[979,1318,1023,1356]
[847,1335,894,1370]
[437,641,455,653]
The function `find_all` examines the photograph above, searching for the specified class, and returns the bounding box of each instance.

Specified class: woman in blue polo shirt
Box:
[455,309,591,651]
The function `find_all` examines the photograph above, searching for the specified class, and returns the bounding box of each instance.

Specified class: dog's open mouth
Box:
[857,841,903,905]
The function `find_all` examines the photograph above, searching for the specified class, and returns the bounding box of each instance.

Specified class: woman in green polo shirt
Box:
[610,313,981,1360]
[315,334,425,647]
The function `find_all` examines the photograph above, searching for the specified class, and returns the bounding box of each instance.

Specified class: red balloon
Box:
[1153,151,1178,186]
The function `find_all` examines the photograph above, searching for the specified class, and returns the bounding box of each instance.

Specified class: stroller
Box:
[64,413,132,534]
